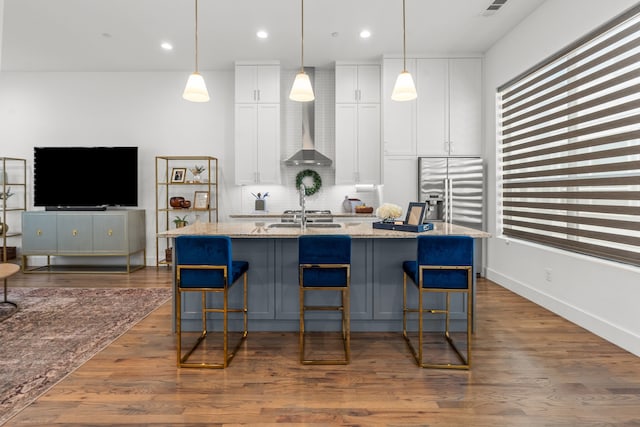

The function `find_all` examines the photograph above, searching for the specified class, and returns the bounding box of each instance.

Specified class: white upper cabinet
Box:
[416,58,482,156]
[234,62,281,185]
[335,63,381,185]
[335,64,381,104]
[335,103,381,185]
[234,63,280,104]
[234,104,281,185]
[382,58,417,156]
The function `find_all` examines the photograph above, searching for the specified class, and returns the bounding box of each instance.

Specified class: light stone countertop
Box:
[228,213,377,219]
[158,220,491,239]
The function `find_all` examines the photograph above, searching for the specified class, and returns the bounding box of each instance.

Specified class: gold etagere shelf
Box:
[155,156,219,266]
[0,157,27,264]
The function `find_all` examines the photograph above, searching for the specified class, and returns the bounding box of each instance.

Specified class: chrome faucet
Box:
[299,183,307,229]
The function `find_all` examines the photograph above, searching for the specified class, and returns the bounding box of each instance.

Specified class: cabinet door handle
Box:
[108,229,113,236]
[257,89,261,102]
[37,229,42,236]
[72,229,78,236]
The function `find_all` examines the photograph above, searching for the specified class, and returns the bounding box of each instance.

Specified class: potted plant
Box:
[190,165,206,183]
[173,215,189,228]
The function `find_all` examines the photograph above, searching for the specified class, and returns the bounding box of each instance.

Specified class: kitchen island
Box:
[160,221,490,332]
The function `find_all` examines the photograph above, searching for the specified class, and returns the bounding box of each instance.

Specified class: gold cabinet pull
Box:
[108,229,113,236]
[72,229,78,236]
[37,229,42,236]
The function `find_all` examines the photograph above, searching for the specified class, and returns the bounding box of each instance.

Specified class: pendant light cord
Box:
[300,0,305,72]
[194,0,200,73]
[402,0,407,72]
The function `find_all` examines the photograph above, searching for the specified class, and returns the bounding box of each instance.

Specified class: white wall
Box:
[0,68,380,265]
[483,0,640,356]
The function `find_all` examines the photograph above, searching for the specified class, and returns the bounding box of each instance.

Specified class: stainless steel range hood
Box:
[284,68,332,167]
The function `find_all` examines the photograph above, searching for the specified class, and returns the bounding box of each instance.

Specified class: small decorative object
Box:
[170,196,185,208]
[165,247,173,263]
[295,169,322,196]
[190,165,206,183]
[171,168,187,183]
[355,204,374,214]
[180,199,191,209]
[0,187,14,200]
[251,191,269,212]
[376,203,403,222]
[194,191,209,210]
[0,222,8,236]
[173,215,189,228]
[342,195,363,213]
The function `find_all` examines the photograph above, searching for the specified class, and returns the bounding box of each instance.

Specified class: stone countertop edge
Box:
[229,213,377,218]
[158,221,491,239]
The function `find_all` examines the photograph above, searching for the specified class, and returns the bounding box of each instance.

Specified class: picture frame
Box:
[404,202,427,226]
[171,168,186,183]
[193,191,209,210]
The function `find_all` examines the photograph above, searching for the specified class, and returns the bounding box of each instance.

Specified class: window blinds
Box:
[498,5,640,266]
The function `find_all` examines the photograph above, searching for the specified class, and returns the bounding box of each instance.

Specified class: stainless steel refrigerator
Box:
[418,156,485,273]
[418,157,484,228]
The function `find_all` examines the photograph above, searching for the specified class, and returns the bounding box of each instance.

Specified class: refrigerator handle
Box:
[449,178,453,224]
[444,178,453,224]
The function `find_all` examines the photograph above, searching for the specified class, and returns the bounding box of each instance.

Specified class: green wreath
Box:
[295,169,322,196]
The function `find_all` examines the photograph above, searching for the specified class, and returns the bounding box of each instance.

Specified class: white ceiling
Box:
[1,0,546,72]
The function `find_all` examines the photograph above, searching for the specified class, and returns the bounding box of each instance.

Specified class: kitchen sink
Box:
[268,223,342,229]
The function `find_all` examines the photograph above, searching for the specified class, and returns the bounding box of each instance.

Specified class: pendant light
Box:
[391,0,417,101]
[183,0,210,102]
[289,0,315,102]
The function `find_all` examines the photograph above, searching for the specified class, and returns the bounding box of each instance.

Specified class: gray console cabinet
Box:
[22,209,145,273]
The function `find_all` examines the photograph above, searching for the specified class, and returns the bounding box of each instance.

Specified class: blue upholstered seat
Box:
[176,235,249,288]
[299,235,351,287]
[403,235,474,290]
[174,235,249,369]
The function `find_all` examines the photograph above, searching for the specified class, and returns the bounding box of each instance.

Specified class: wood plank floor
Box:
[4,268,640,426]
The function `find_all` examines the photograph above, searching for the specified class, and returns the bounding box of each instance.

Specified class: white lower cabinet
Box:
[335,103,381,184]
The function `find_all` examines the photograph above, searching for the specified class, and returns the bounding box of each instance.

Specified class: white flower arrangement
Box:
[376,203,403,221]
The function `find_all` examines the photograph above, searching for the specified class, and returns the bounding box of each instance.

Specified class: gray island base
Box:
[159,221,490,333]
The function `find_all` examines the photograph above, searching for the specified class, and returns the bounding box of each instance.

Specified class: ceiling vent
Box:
[481,0,508,17]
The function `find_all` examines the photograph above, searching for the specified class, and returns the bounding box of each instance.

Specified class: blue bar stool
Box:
[298,235,351,365]
[175,235,249,368]
[402,235,474,369]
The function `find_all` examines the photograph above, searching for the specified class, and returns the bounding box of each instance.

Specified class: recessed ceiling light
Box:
[161,42,173,50]
[256,30,269,39]
[360,30,371,39]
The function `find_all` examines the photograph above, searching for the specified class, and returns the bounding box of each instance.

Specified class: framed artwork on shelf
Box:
[193,191,209,210]
[171,168,186,183]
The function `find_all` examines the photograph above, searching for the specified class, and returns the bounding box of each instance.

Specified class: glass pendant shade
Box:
[391,70,417,101]
[183,72,210,102]
[289,71,315,102]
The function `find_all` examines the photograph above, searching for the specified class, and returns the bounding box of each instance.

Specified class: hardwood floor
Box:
[4,268,640,426]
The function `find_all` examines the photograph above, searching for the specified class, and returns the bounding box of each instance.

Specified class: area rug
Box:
[0,287,172,425]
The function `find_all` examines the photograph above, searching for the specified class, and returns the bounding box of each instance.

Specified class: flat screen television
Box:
[34,146,138,210]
